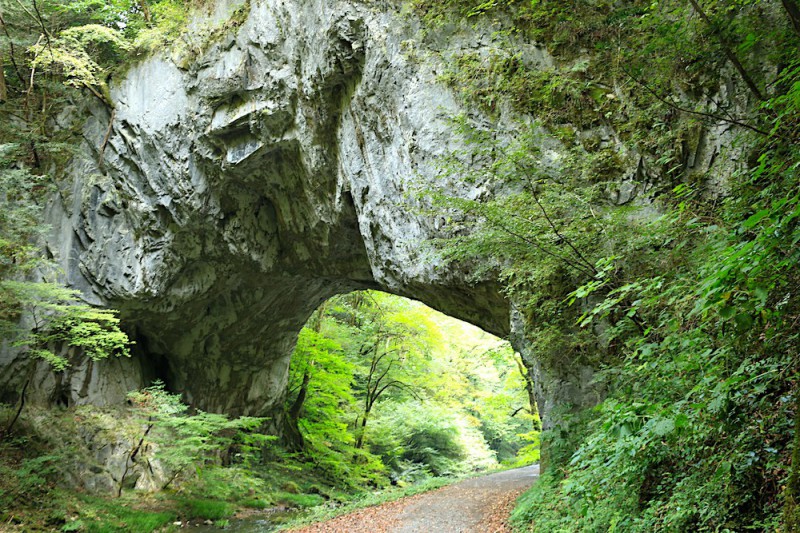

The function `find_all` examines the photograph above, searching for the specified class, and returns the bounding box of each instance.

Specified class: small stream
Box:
[191,509,300,532]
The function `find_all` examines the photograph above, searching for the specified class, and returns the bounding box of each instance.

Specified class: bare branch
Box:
[0,12,27,87]
[686,0,763,101]
[510,406,529,417]
[624,67,770,137]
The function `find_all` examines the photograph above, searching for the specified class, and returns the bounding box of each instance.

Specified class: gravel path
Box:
[289,465,539,533]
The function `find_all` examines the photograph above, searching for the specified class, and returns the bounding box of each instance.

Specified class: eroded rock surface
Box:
[3,0,516,417]
[0,0,738,432]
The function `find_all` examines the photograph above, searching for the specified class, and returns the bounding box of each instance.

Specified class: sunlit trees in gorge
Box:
[282,290,540,487]
[346,294,434,450]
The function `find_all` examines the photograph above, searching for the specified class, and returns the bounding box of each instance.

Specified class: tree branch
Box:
[686,0,764,101]
[0,12,27,87]
[486,215,597,278]
[510,406,528,417]
[119,418,153,497]
[624,67,770,137]
[374,379,421,402]
[98,108,116,169]
[527,183,598,274]
[1,379,29,438]
[782,0,800,38]
[30,0,56,65]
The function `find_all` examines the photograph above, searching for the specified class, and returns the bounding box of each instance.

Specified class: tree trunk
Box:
[1,380,29,439]
[282,301,327,451]
[514,354,541,431]
[283,369,311,451]
[782,0,800,37]
[139,0,152,23]
[282,416,305,452]
[0,53,7,102]
[354,413,369,449]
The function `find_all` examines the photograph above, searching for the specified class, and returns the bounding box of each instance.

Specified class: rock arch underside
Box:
[0,0,726,431]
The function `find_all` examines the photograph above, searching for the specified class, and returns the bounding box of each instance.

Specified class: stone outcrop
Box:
[23,407,168,494]
[0,0,739,434]
[3,0,515,418]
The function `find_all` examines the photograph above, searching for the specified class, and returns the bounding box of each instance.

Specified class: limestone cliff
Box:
[2,0,511,416]
[0,0,740,433]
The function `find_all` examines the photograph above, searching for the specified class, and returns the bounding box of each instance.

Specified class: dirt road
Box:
[289,465,539,533]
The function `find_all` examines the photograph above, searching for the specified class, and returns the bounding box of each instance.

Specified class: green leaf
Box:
[742,210,770,229]
[713,461,732,481]
[734,313,753,331]
[652,418,675,437]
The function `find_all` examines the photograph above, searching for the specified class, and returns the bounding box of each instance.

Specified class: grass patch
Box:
[241,498,271,509]
[274,492,326,508]
[83,505,176,533]
[182,498,234,520]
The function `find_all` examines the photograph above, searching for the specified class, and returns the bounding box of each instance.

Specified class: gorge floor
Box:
[288,465,540,533]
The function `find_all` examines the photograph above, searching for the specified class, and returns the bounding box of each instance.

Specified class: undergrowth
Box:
[412,0,800,531]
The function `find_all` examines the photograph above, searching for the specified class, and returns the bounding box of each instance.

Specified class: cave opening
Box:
[282,289,540,483]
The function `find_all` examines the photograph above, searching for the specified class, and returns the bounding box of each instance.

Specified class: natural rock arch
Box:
[2,0,528,420]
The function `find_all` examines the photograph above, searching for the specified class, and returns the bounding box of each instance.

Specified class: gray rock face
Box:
[25,407,168,495]
[4,0,515,418]
[0,0,742,432]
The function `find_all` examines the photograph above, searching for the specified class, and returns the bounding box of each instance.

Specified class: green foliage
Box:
[0,165,54,276]
[3,281,130,370]
[81,503,176,533]
[128,381,271,487]
[0,451,60,511]
[30,24,130,92]
[274,492,326,508]
[285,325,382,487]
[510,430,540,467]
[182,464,269,503]
[0,13,138,376]
[0,159,131,374]
[284,291,537,491]
[414,0,800,530]
[369,401,466,479]
[181,498,234,520]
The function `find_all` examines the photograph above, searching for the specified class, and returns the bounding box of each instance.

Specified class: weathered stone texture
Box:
[2,0,513,417]
[0,0,744,434]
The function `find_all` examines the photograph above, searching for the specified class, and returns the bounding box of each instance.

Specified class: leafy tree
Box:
[0,159,131,432]
[370,401,465,478]
[3,280,129,371]
[127,381,270,492]
[331,293,437,450]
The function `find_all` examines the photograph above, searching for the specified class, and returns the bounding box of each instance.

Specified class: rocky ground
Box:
[288,465,539,533]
